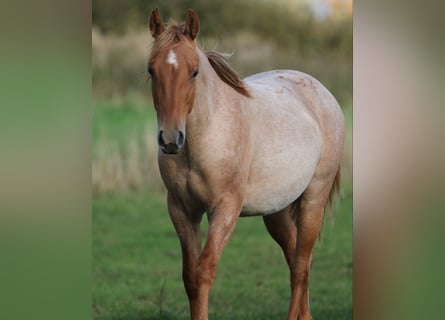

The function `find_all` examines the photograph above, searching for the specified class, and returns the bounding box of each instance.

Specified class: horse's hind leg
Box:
[264,201,310,320]
[262,201,299,267]
[288,179,336,320]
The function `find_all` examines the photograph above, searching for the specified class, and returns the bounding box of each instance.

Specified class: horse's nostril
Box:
[158,130,166,147]
[177,130,185,147]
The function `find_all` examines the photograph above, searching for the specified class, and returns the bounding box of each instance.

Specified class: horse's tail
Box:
[319,166,341,240]
[327,166,341,210]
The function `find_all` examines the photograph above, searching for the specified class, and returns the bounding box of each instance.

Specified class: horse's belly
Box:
[241,142,320,216]
[241,184,306,217]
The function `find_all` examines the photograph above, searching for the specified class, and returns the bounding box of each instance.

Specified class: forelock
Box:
[149,22,195,60]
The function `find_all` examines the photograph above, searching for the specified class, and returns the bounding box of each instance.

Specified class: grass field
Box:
[93,102,352,319]
[93,190,352,319]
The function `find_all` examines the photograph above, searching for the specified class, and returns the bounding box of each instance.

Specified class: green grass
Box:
[93,187,352,319]
[93,101,157,158]
[92,101,163,194]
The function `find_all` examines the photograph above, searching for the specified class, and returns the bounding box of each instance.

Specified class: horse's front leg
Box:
[195,194,242,320]
[167,192,203,319]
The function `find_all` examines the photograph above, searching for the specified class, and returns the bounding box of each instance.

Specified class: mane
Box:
[205,51,251,98]
[150,22,251,98]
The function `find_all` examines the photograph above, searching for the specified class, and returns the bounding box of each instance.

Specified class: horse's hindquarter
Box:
[241,70,338,216]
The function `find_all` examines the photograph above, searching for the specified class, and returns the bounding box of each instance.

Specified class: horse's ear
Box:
[149,8,164,38]
[183,9,199,40]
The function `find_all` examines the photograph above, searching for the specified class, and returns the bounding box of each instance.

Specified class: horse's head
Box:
[148,8,200,155]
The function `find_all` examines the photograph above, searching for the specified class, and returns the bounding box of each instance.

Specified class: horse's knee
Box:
[196,254,217,286]
[291,269,309,289]
[197,269,216,287]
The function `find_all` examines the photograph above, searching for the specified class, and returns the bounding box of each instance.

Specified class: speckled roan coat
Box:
[148,8,344,320]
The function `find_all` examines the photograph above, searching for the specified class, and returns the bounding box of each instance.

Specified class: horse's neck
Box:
[187,50,240,135]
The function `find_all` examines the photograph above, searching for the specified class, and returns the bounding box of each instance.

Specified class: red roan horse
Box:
[147,8,344,320]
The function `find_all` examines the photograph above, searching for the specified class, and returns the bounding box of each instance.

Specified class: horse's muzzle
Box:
[158,130,185,154]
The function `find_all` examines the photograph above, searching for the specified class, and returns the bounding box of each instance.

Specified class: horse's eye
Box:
[148,65,156,80]
[191,68,199,80]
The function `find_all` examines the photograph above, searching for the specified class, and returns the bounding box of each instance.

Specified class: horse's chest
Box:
[159,158,209,212]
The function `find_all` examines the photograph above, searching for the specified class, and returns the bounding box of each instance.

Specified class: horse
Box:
[147,8,344,320]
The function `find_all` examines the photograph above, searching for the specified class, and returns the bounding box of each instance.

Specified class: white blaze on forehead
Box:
[166,49,179,69]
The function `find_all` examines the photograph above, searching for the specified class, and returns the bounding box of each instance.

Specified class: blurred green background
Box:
[92,0,352,319]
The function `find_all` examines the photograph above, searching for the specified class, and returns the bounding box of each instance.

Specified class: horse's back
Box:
[245,70,342,119]
[240,70,344,216]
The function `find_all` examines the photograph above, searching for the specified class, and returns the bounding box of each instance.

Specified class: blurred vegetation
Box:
[93,0,351,106]
[92,0,351,54]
